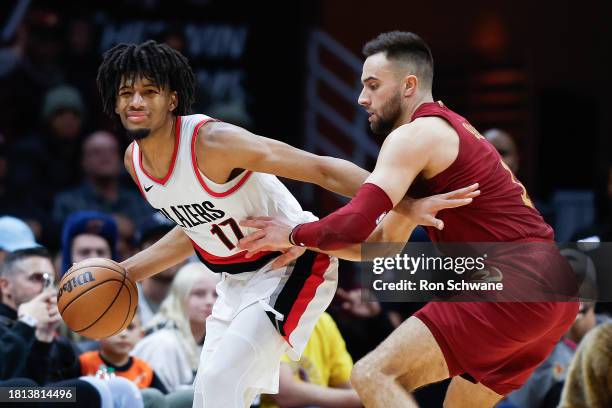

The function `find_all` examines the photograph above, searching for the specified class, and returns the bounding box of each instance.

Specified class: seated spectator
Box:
[60,211,118,278]
[0,245,105,407]
[261,312,361,408]
[52,130,154,232]
[79,314,167,393]
[58,211,118,349]
[133,263,218,394]
[559,323,612,408]
[137,215,185,325]
[0,215,43,266]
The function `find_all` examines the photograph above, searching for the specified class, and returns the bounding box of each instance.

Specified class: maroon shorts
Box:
[414,300,579,395]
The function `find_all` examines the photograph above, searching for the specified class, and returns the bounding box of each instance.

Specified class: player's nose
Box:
[357,90,370,107]
[128,92,145,109]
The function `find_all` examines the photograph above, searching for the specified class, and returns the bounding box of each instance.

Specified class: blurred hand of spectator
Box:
[36,291,61,343]
[16,290,57,336]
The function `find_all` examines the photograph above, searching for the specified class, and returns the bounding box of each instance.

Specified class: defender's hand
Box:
[397,183,480,229]
[271,246,307,269]
[238,217,295,256]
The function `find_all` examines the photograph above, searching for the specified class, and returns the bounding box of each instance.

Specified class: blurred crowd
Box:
[1,4,611,408]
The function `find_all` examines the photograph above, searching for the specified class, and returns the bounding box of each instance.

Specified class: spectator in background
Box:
[0,247,82,384]
[483,128,519,174]
[0,216,42,266]
[559,323,612,408]
[53,130,154,237]
[0,244,103,406]
[7,85,86,214]
[60,211,118,278]
[137,215,185,326]
[261,312,361,408]
[133,263,218,396]
[58,211,118,349]
[79,315,167,394]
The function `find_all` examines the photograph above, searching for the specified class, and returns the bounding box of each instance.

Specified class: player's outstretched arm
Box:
[121,145,195,282]
[197,122,370,198]
[290,183,479,262]
[237,124,436,254]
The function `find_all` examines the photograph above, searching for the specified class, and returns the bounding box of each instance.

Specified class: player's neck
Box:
[392,93,434,131]
[405,93,434,124]
[137,115,177,180]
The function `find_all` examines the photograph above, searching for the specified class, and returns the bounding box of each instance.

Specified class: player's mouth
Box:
[367,112,376,122]
[127,111,149,123]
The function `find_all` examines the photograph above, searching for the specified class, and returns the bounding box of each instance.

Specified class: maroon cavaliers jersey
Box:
[408,101,553,242]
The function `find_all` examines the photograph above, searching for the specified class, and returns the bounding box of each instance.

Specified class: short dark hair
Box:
[1,247,51,277]
[363,31,434,89]
[96,40,196,118]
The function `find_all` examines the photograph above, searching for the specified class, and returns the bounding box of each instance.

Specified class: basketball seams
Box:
[59,279,123,322]
[100,279,138,337]
[76,270,127,335]
[108,284,132,337]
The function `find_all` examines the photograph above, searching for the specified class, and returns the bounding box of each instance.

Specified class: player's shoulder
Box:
[390,115,457,148]
[124,142,135,175]
[195,117,251,152]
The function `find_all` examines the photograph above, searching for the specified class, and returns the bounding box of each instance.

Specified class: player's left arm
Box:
[198,122,369,198]
[238,124,436,254]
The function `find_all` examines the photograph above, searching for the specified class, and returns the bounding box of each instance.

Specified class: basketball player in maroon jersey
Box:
[239,31,580,407]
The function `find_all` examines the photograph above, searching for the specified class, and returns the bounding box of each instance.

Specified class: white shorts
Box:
[192,250,338,407]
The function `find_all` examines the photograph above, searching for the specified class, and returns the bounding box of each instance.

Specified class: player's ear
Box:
[169,91,178,112]
[403,75,418,97]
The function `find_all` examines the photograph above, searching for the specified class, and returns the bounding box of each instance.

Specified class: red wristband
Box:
[292,183,393,250]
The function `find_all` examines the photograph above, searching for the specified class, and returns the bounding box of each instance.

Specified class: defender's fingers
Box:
[237,230,266,248]
[239,219,271,230]
[443,183,479,198]
[433,197,473,210]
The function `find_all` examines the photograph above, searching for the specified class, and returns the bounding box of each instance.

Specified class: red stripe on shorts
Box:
[282,253,330,345]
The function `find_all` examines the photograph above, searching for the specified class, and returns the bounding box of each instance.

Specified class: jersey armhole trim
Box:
[190,119,253,198]
[130,143,146,197]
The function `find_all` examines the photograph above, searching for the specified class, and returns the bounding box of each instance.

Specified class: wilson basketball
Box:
[57,258,138,339]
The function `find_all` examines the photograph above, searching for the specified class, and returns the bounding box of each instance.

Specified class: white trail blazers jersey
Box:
[131,114,317,274]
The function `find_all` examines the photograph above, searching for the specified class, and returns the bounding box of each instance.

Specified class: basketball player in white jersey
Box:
[94,40,479,408]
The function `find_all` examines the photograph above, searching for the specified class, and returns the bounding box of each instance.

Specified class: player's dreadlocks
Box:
[96,40,195,117]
